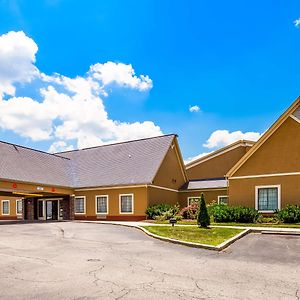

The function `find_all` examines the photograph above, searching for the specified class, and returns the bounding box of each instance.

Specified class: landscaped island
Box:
[142,226,243,246]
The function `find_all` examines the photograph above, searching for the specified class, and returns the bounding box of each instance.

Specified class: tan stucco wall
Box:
[152,142,186,190]
[147,187,179,206]
[187,146,251,180]
[0,196,21,219]
[178,189,228,208]
[229,175,300,209]
[74,186,148,220]
[234,117,300,176]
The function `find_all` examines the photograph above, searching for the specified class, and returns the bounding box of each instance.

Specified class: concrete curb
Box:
[77,220,251,251]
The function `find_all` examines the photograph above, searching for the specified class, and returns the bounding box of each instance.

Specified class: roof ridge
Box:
[55,134,177,154]
[0,140,71,161]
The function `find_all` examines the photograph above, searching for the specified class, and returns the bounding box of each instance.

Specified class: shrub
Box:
[179,203,199,219]
[197,193,210,228]
[146,203,179,220]
[209,203,259,223]
[276,205,300,223]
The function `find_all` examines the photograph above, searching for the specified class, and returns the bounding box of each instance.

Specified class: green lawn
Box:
[142,225,243,246]
[144,220,300,228]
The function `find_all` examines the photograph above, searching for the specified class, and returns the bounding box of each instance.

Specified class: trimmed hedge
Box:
[276,205,300,223]
[209,204,260,223]
[145,203,179,220]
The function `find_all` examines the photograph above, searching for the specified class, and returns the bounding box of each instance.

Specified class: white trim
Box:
[148,185,178,193]
[1,200,10,215]
[74,185,147,192]
[74,196,86,214]
[95,195,109,215]
[186,141,253,169]
[289,114,300,124]
[255,185,281,213]
[230,172,300,180]
[16,199,23,215]
[187,196,200,206]
[218,195,229,204]
[119,194,134,214]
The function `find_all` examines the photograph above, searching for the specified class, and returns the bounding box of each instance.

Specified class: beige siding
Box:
[229,175,300,209]
[187,146,251,180]
[233,117,300,176]
[74,186,148,220]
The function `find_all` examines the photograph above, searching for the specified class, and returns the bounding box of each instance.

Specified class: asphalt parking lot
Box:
[0,222,299,300]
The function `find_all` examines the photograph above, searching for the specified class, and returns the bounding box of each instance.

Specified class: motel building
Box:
[1,97,300,221]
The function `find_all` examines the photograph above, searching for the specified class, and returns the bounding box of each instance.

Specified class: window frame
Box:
[218,195,229,205]
[119,194,134,214]
[16,199,23,215]
[1,200,10,215]
[95,195,109,215]
[187,197,200,206]
[74,196,86,215]
[255,185,281,213]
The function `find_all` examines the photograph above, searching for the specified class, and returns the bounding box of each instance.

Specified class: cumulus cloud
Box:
[0,31,39,97]
[294,18,300,27]
[189,105,200,113]
[184,151,212,164]
[203,129,261,149]
[0,31,162,151]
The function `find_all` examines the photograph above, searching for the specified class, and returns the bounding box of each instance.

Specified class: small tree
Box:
[197,193,210,228]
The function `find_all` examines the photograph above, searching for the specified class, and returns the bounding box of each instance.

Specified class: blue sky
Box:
[0,0,300,160]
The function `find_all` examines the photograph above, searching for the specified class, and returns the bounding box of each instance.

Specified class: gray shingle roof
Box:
[0,135,175,189]
[0,141,73,187]
[58,134,175,188]
[181,178,227,190]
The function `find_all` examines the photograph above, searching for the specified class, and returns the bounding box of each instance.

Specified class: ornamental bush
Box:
[179,203,199,219]
[145,203,179,220]
[276,205,300,223]
[197,193,210,228]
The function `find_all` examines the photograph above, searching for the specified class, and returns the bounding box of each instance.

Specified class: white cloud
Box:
[184,151,212,164]
[48,141,74,153]
[294,18,300,27]
[90,62,153,91]
[0,31,162,150]
[189,105,200,113]
[0,31,38,97]
[203,129,261,149]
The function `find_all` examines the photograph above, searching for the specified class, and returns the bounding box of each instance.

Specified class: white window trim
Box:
[187,197,200,206]
[74,196,86,215]
[1,200,10,215]
[95,195,109,215]
[119,194,134,214]
[16,199,23,215]
[255,185,281,213]
[218,195,229,204]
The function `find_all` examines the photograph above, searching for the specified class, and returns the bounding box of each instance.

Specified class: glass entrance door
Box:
[46,201,53,220]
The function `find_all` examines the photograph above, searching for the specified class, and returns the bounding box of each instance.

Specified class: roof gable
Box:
[186,140,254,169]
[227,96,300,178]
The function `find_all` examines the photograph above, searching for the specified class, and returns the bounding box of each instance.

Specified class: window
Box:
[256,185,280,212]
[16,200,23,215]
[218,196,228,205]
[74,196,86,214]
[120,194,133,214]
[187,197,200,206]
[2,200,10,215]
[96,195,108,214]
